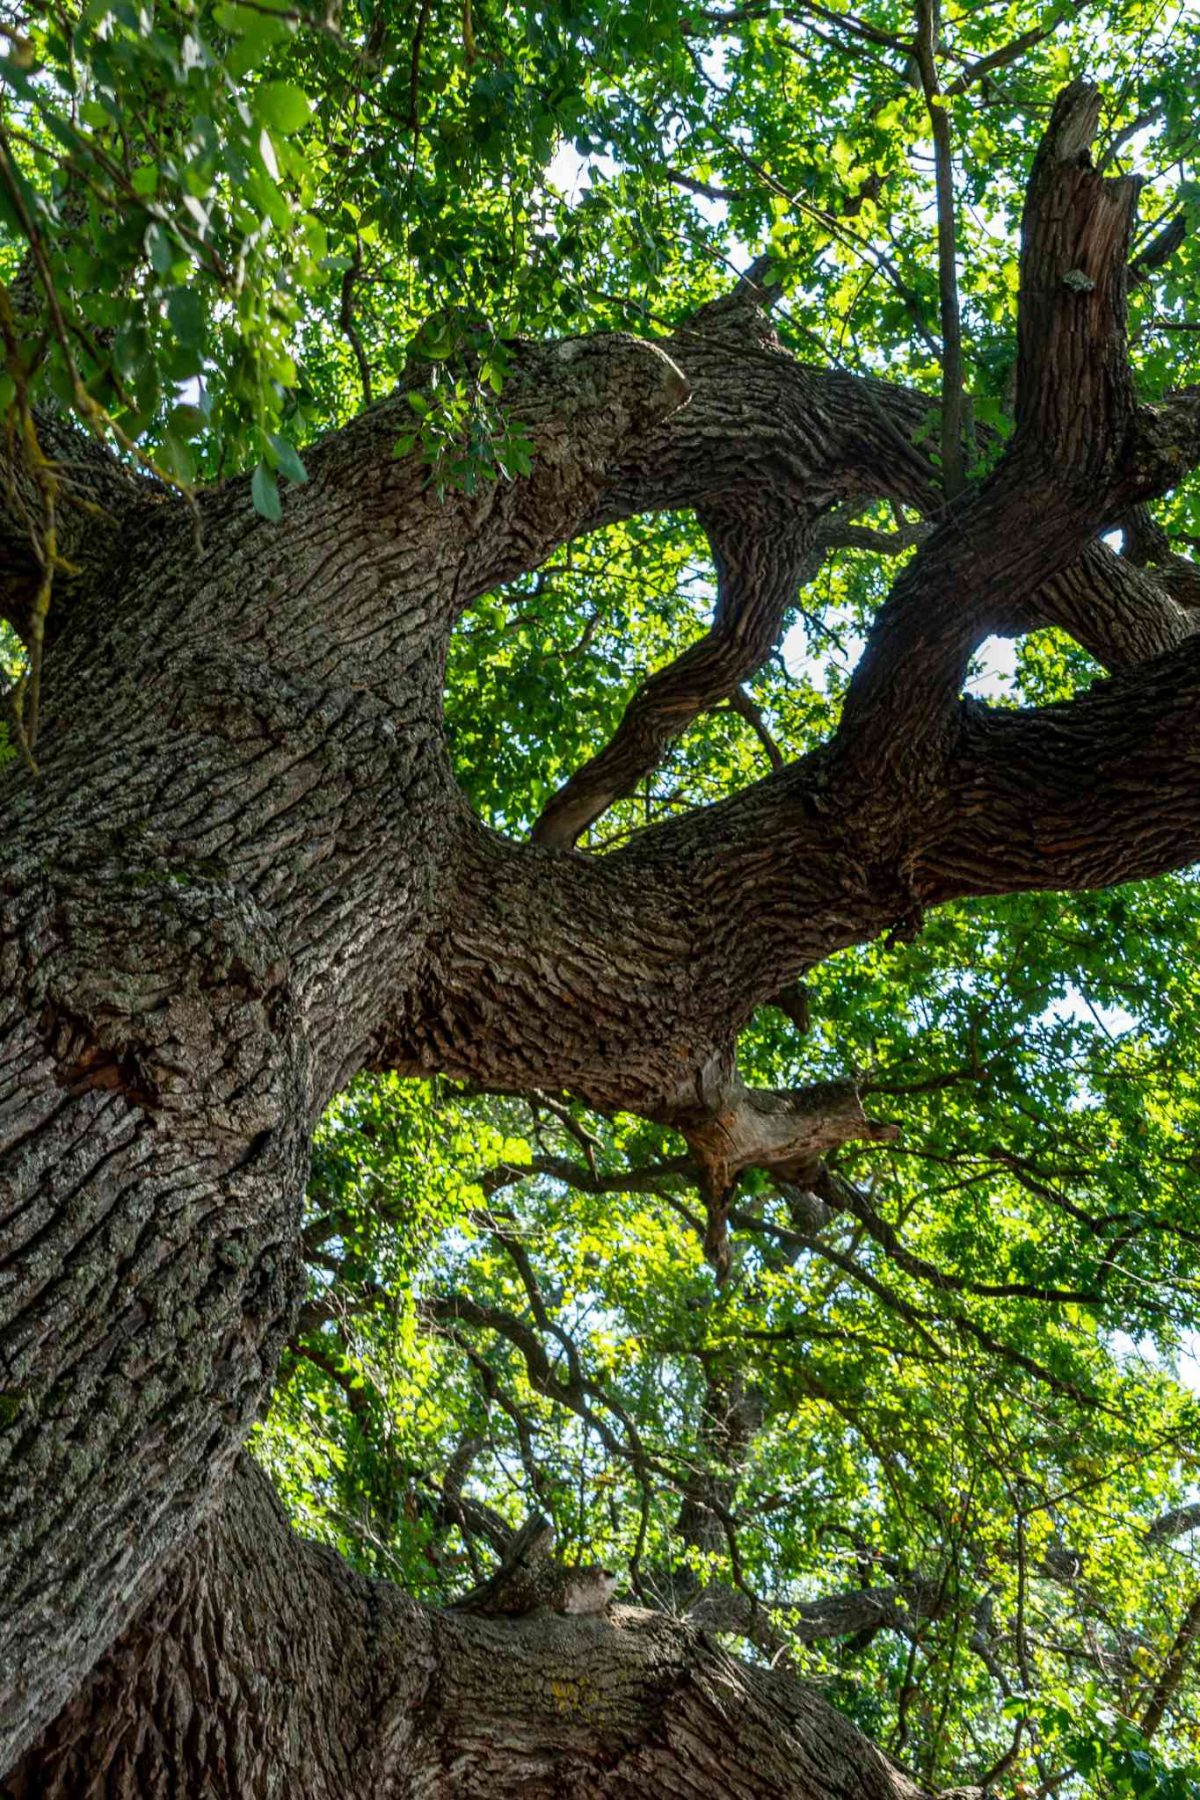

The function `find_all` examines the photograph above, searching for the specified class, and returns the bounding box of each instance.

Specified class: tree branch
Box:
[1031,535,1198,667]
[913,0,966,498]
[690,1569,951,1647]
[531,493,820,847]
[917,633,1200,903]
[678,1076,897,1199]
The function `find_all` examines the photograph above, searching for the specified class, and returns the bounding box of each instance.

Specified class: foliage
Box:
[7,0,1200,1792]
[261,861,1200,1793]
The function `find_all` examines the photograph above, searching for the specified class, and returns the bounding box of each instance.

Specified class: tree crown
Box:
[5,0,1200,1791]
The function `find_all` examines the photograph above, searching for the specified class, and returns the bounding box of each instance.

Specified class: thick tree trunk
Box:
[4,79,1200,1792]
[5,1456,926,1800]
[0,455,460,1759]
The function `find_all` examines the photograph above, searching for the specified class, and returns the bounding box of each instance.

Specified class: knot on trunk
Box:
[681,1077,898,1197]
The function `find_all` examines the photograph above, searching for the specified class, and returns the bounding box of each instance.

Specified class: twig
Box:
[339,235,374,405]
[725,685,784,769]
[913,0,965,498]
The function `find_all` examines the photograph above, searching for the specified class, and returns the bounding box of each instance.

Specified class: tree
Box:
[3,0,1200,1792]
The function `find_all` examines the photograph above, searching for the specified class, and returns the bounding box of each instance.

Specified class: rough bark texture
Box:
[5,1456,926,1800]
[4,79,1200,1794]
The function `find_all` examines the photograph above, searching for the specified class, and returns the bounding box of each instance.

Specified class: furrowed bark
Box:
[6,1454,928,1800]
[7,74,1200,1793]
[918,634,1200,899]
[1032,535,1199,666]
[0,332,695,1766]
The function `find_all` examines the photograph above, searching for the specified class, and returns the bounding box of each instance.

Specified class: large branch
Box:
[531,493,820,849]
[676,1077,898,1230]
[7,1454,930,1800]
[835,82,1144,786]
[916,633,1200,901]
[1032,534,1199,666]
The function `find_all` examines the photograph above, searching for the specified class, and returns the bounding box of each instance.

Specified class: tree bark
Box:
[5,1456,927,1800]
[4,77,1200,1792]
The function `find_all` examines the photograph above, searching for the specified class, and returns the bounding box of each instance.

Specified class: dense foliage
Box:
[6,0,1200,1792]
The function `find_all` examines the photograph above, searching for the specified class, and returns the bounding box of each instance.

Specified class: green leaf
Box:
[267,433,307,484]
[251,461,282,521]
[254,80,312,135]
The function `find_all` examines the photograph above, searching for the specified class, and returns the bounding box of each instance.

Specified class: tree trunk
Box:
[4,1456,927,1800]
[4,80,1200,1792]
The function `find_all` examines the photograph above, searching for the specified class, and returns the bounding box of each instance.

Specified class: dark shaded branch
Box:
[730,1178,1107,1309]
[821,520,928,556]
[1129,211,1187,289]
[1147,1502,1200,1545]
[478,1153,695,1199]
[1032,536,1198,667]
[821,1173,1109,1308]
[1120,504,1200,613]
[1140,1590,1200,1739]
[1097,103,1165,174]
[338,237,373,407]
[727,685,785,770]
[407,0,433,129]
[945,25,1047,95]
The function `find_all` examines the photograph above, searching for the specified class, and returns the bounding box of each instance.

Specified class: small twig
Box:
[1096,102,1164,174]
[946,24,1047,96]
[724,685,784,769]
[339,236,374,405]
[913,0,965,498]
